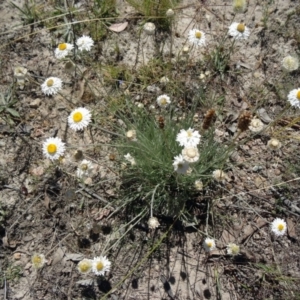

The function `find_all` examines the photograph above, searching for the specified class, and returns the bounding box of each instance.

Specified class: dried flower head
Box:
[76,35,94,51]
[31,253,46,269]
[203,238,216,252]
[228,22,250,40]
[176,128,201,148]
[92,256,111,276]
[282,55,299,72]
[227,243,240,255]
[148,217,160,229]
[77,159,93,178]
[267,138,282,150]
[14,66,27,79]
[194,179,203,191]
[287,88,300,109]
[157,94,171,108]
[42,137,66,161]
[270,218,287,237]
[143,22,156,35]
[65,61,76,73]
[202,109,216,130]
[173,154,189,174]
[77,258,93,274]
[249,118,264,132]
[68,107,92,131]
[237,111,252,131]
[160,76,170,84]
[182,147,200,163]
[55,43,74,59]
[188,29,206,47]
[232,0,247,13]
[126,129,137,141]
[212,169,227,182]
[41,77,62,96]
[166,8,175,17]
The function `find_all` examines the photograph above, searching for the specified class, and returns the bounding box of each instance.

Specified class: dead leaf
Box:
[108,21,128,32]
[44,193,50,209]
[52,247,65,265]
[65,253,85,262]
[76,279,94,286]
[287,218,297,239]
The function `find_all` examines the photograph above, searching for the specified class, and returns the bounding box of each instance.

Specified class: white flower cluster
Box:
[173,128,201,174]
[77,256,111,276]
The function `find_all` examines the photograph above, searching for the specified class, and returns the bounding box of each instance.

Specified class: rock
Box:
[29,98,41,108]
[13,253,21,260]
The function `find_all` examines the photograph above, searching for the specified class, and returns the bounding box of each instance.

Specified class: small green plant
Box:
[0,85,20,124]
[0,264,22,288]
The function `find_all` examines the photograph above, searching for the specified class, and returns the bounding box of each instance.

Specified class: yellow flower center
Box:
[186,148,197,158]
[160,98,167,105]
[96,261,104,271]
[81,164,88,171]
[80,262,90,272]
[187,130,193,137]
[58,43,67,51]
[207,242,212,248]
[32,256,42,264]
[73,112,83,123]
[296,90,300,100]
[47,79,54,87]
[237,23,245,33]
[195,31,202,39]
[278,224,284,231]
[47,144,57,154]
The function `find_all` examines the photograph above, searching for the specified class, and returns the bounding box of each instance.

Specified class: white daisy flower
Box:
[173,154,189,174]
[182,147,199,163]
[31,253,46,269]
[227,243,240,255]
[124,153,136,166]
[42,137,66,161]
[188,29,206,47]
[76,35,94,51]
[249,118,264,132]
[54,43,74,59]
[92,256,111,276]
[148,217,160,229]
[126,129,137,141]
[228,22,250,40]
[143,22,156,35]
[157,94,171,108]
[77,258,93,275]
[77,159,93,178]
[194,179,203,191]
[68,107,92,131]
[212,169,227,182]
[270,218,287,237]
[282,55,299,72]
[41,77,62,96]
[203,238,216,252]
[176,128,201,148]
[267,138,282,150]
[287,88,300,109]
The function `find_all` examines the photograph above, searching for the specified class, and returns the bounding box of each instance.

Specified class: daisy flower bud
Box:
[227,243,240,255]
[124,153,136,166]
[77,159,93,178]
[228,22,250,40]
[166,8,175,17]
[212,169,227,182]
[14,66,27,79]
[203,238,216,252]
[282,55,299,72]
[41,77,62,96]
[31,253,46,269]
[42,137,66,161]
[77,258,93,275]
[270,218,287,237]
[143,22,156,35]
[126,129,137,141]
[267,138,282,150]
[287,88,300,109]
[157,94,171,108]
[188,29,206,47]
[249,118,264,132]
[55,43,74,59]
[148,217,160,229]
[194,179,203,191]
[182,147,199,163]
[92,256,111,276]
[68,107,92,131]
[76,35,94,51]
